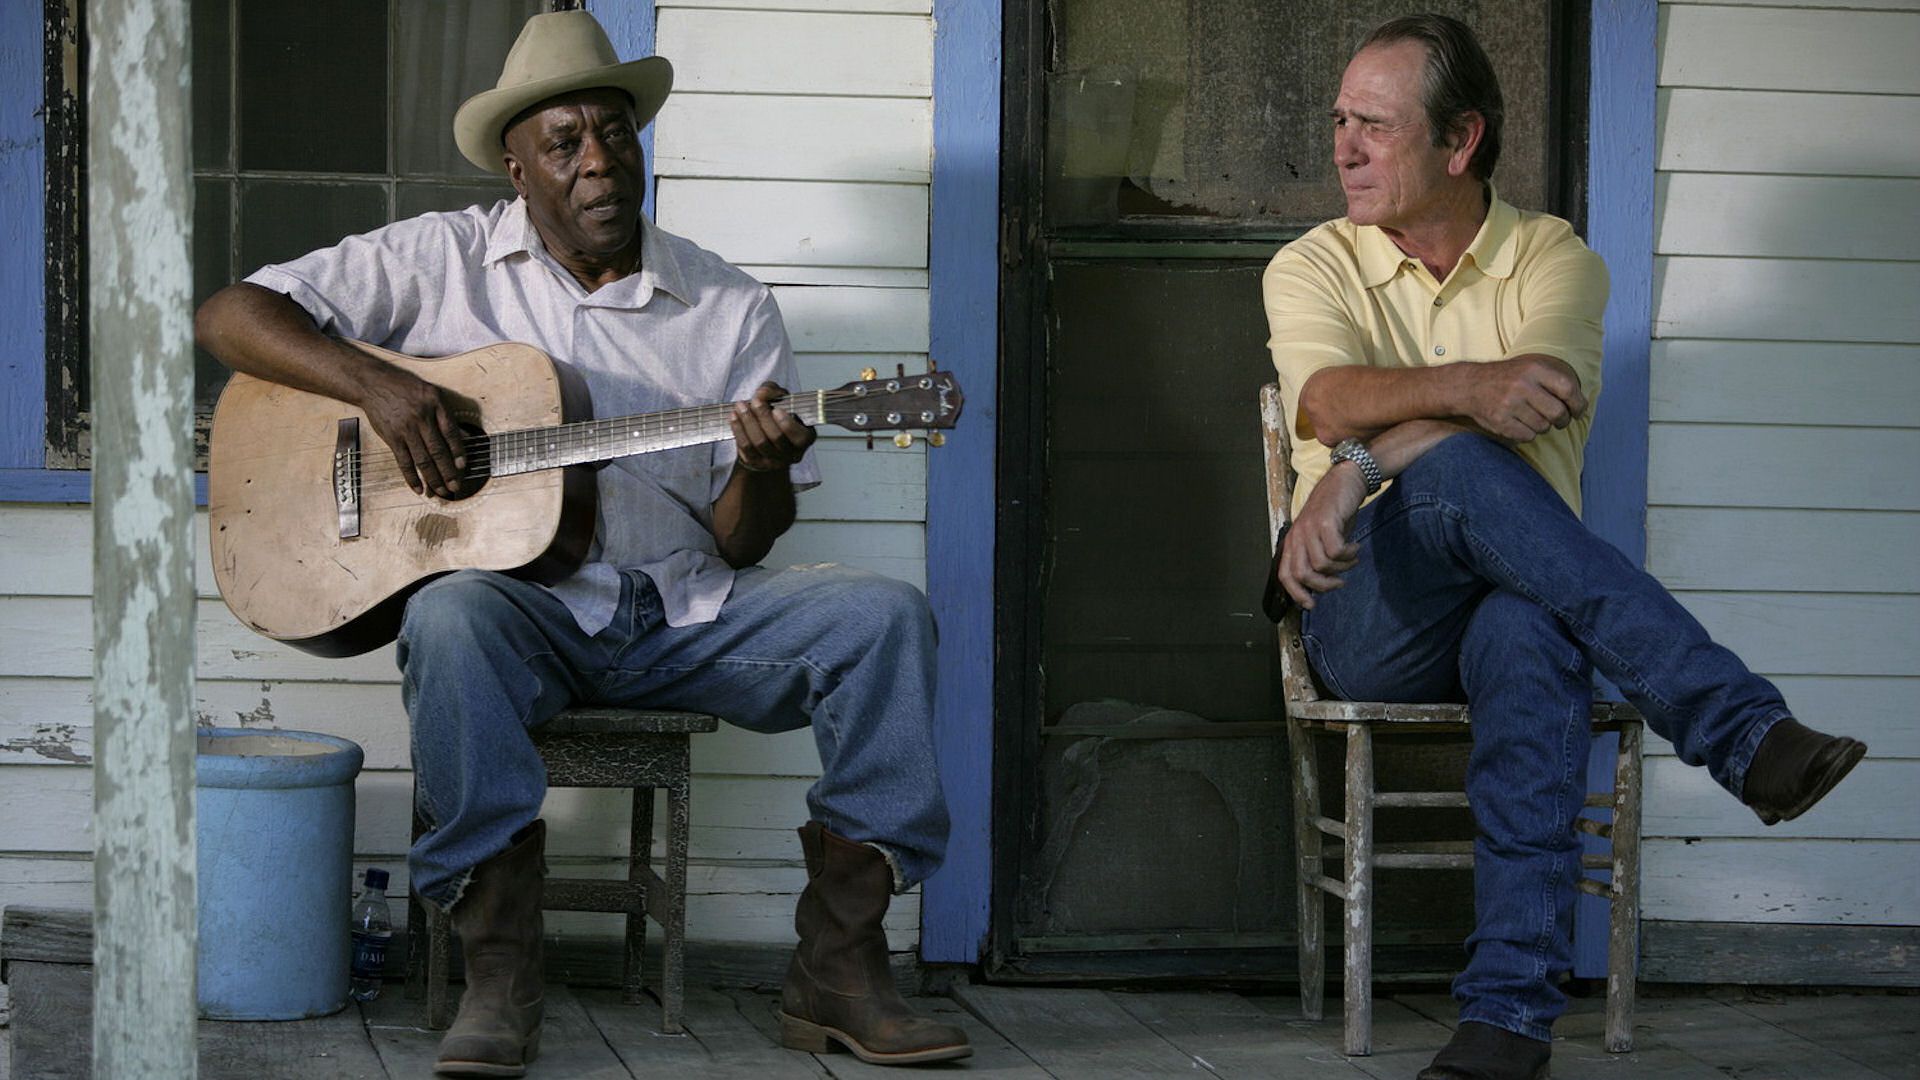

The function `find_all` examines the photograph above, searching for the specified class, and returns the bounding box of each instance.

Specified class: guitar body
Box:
[208,340,596,657]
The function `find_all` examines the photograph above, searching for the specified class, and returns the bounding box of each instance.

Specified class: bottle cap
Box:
[365,867,390,891]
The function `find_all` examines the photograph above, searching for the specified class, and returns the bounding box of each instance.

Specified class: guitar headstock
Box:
[818,366,964,442]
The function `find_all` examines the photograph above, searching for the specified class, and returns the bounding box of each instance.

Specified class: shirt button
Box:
[1434,345,1447,356]
[1432,296,1443,307]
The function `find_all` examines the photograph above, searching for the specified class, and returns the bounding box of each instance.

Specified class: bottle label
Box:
[351,929,390,976]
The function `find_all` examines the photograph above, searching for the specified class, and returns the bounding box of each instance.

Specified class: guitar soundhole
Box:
[445,423,492,502]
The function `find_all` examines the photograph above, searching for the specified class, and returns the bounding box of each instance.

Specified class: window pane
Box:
[194,179,233,411]
[238,179,388,272]
[238,0,387,173]
[191,0,230,170]
[394,0,547,177]
[1047,0,1553,225]
[396,181,517,220]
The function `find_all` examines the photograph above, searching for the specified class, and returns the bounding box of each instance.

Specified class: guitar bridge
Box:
[335,417,361,539]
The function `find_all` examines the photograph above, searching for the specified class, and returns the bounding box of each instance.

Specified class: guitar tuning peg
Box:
[896,362,907,379]
[893,432,914,449]
[928,432,946,448]
[860,367,877,381]
[927,358,937,374]
[865,432,875,450]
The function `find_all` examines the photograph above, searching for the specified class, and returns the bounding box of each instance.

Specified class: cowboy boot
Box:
[779,822,971,1064]
[1417,1021,1551,1080]
[1741,717,1868,826]
[435,820,547,1078]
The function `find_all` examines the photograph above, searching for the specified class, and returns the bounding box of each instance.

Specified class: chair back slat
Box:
[1260,383,1321,705]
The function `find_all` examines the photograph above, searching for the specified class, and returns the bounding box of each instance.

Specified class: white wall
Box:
[1643,0,1920,926]
[0,0,936,951]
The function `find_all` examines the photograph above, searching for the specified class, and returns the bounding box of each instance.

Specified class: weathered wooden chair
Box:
[406,707,719,1035]
[1259,383,1643,1056]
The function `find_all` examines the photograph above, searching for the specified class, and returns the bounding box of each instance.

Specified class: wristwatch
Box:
[1328,437,1383,496]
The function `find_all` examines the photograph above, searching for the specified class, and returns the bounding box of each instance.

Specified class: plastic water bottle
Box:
[348,867,393,1002]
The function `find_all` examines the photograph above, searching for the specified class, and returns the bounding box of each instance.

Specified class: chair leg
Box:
[1605,722,1643,1053]
[1343,724,1375,1057]
[662,765,692,1035]
[625,785,654,1007]
[426,902,454,1030]
[1290,718,1325,1021]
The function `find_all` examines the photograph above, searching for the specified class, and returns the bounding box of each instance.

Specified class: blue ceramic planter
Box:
[196,727,364,1020]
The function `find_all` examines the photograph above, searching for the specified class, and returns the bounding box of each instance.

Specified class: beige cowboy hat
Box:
[453,10,673,175]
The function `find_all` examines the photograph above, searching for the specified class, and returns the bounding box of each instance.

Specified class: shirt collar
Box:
[1354,183,1518,287]
[483,197,692,307]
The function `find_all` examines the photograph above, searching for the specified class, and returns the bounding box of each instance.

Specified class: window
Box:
[42,0,558,468]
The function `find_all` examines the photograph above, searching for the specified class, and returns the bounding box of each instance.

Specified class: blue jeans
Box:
[1299,433,1788,1041]
[396,562,949,910]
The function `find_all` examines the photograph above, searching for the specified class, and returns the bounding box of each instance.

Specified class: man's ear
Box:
[1445,111,1486,179]
[501,149,529,199]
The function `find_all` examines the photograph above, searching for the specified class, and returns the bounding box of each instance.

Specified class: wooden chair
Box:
[1258,383,1643,1056]
[406,707,719,1035]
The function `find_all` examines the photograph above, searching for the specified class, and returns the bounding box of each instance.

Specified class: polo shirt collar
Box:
[1354,183,1518,287]
[483,197,692,307]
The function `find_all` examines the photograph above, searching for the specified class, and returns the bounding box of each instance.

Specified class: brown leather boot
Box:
[435,820,546,1078]
[1742,717,1868,825]
[779,822,971,1064]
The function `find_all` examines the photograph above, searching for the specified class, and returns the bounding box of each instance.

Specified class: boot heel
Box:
[779,1012,833,1053]
[523,1025,541,1065]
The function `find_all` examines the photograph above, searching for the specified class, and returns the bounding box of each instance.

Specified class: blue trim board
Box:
[921,0,999,964]
[1575,0,1656,980]
[587,0,660,223]
[1,0,50,487]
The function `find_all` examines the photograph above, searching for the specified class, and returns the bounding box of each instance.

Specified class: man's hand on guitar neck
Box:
[729,382,816,475]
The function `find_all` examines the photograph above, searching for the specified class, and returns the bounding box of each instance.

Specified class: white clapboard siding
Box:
[1642,758,1913,840]
[1658,88,1920,177]
[1674,592,1920,677]
[1642,839,1920,924]
[1654,258,1920,343]
[1661,5,1920,94]
[0,766,817,861]
[0,855,920,948]
[655,9,930,97]
[1650,341,1920,427]
[663,0,928,12]
[1666,0,1920,9]
[654,95,931,183]
[1742,677,1920,758]
[657,179,928,269]
[740,266,928,288]
[1648,509,1920,593]
[775,285,930,353]
[1647,425,1920,512]
[1655,174,1920,261]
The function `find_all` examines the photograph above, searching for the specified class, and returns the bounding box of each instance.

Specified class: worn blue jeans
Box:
[396,562,949,911]
[1300,433,1788,1041]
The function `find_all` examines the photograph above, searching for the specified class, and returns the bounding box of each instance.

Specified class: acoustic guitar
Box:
[208,339,963,658]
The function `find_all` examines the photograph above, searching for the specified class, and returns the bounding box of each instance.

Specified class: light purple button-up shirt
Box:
[247,197,821,634]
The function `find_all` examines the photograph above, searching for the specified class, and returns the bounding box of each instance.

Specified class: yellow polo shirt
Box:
[1261,191,1608,518]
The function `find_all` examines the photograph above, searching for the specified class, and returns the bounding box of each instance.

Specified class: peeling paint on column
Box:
[88,0,198,1076]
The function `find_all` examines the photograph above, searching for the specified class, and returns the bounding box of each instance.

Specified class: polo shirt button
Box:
[1433,297,1443,307]
[1434,345,1447,356]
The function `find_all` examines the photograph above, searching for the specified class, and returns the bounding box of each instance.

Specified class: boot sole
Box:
[434,1027,541,1077]
[1753,738,1867,825]
[778,1011,973,1064]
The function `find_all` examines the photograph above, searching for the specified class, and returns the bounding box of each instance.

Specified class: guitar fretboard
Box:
[486,390,828,476]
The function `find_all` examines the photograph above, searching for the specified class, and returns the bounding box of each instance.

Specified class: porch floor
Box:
[5,963,1915,1079]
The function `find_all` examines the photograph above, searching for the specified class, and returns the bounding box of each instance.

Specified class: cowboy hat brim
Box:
[453,55,673,175]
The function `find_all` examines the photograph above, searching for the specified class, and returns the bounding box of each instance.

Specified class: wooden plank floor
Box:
[4,965,1916,1079]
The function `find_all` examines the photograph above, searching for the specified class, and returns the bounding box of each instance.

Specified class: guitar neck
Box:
[486,390,830,476]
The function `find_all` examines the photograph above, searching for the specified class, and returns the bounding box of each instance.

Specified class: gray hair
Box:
[1360,13,1505,181]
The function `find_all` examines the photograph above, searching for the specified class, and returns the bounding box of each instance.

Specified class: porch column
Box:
[89,0,198,1075]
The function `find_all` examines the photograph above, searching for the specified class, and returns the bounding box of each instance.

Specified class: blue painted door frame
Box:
[0,0,1655,977]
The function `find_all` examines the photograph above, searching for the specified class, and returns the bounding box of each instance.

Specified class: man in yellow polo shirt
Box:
[1262,16,1867,1080]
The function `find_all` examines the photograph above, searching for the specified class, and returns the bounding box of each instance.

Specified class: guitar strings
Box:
[333,386,943,500]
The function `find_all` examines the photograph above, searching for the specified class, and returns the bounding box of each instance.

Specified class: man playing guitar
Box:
[195,11,968,1076]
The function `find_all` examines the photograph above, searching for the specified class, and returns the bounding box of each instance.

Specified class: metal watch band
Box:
[1330,437,1384,496]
